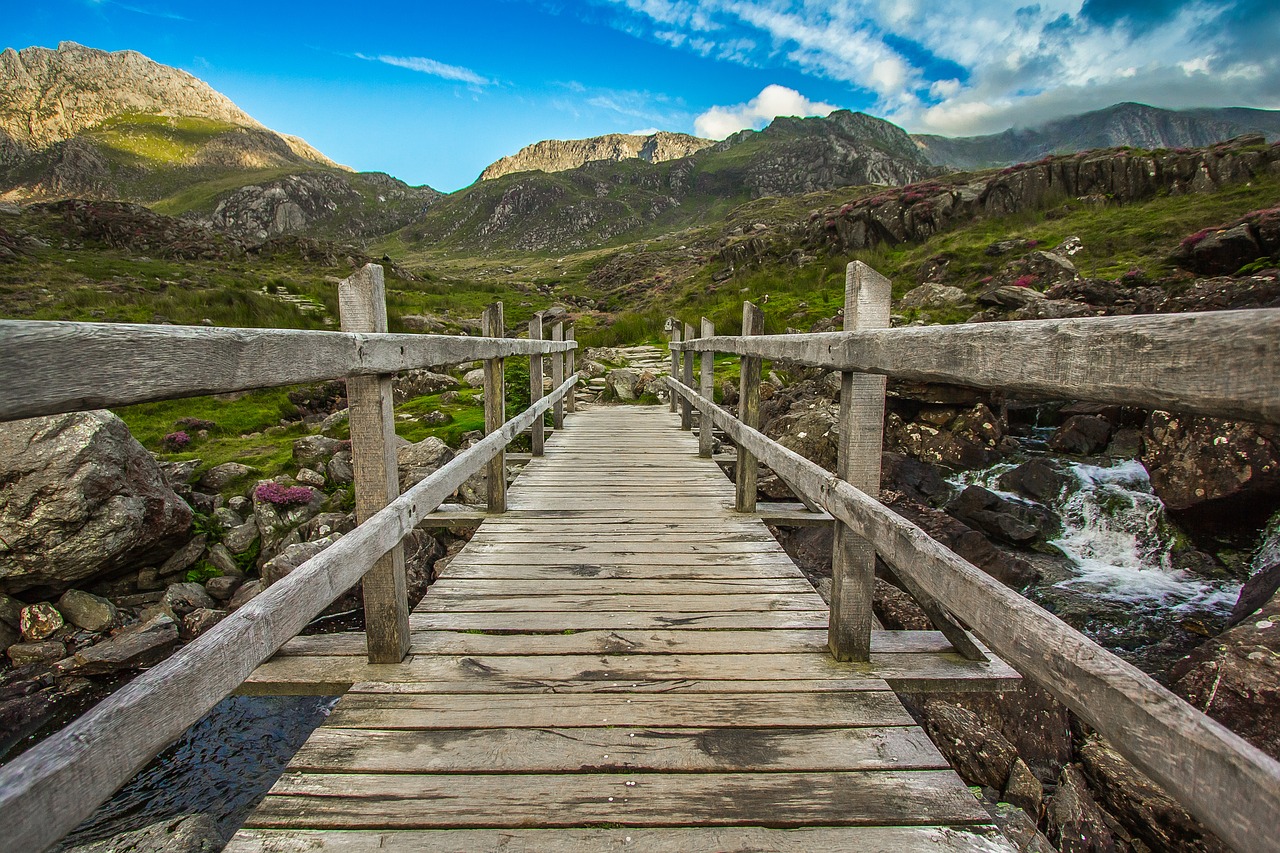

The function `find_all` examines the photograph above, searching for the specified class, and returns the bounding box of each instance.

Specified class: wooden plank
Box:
[228,825,1017,853]
[0,322,576,426]
[408,611,832,632]
[481,303,507,514]
[283,725,947,773]
[667,376,1280,853]
[528,315,544,456]
[427,578,816,596]
[0,375,579,853]
[461,540,791,554]
[677,308,1280,425]
[244,770,988,829]
[339,264,409,665]
[413,593,827,612]
[343,679,891,696]
[735,301,764,512]
[437,563,802,580]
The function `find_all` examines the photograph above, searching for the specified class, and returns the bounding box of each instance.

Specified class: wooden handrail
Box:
[0,319,575,423]
[675,308,1280,424]
[0,374,580,853]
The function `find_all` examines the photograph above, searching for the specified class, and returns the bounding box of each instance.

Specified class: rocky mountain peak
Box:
[478,131,713,181]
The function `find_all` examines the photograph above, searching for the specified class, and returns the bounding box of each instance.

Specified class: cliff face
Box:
[478,131,713,181]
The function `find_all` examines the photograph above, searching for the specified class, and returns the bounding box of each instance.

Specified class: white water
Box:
[953,459,1240,613]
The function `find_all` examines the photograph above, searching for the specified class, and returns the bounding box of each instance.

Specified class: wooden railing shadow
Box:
[664,260,1280,853]
[0,264,578,851]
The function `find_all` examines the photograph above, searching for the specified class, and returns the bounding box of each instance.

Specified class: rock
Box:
[0,411,192,594]
[56,589,117,632]
[70,615,179,674]
[766,401,840,471]
[900,283,968,309]
[0,621,17,653]
[881,452,953,506]
[292,435,345,466]
[180,607,226,640]
[212,506,243,530]
[947,485,1060,547]
[261,534,342,585]
[1047,764,1118,853]
[158,459,201,491]
[61,813,222,853]
[204,575,241,601]
[988,801,1058,853]
[921,700,1019,790]
[228,579,264,610]
[7,640,66,666]
[159,534,208,576]
[252,482,323,563]
[223,520,260,555]
[606,368,641,401]
[998,459,1071,503]
[319,408,350,437]
[873,578,932,630]
[393,370,457,403]
[296,467,326,488]
[0,592,22,628]
[1175,222,1264,275]
[889,497,1040,588]
[398,436,455,491]
[199,461,255,491]
[163,582,217,616]
[19,603,64,641]
[205,543,241,577]
[1003,757,1044,817]
[1010,298,1094,320]
[1048,415,1114,455]
[1228,512,1280,627]
[1080,735,1228,853]
[299,512,355,541]
[328,451,355,484]
[1141,411,1280,519]
[978,285,1047,309]
[135,567,163,591]
[462,367,487,387]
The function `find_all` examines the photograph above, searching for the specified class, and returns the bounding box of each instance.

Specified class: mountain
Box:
[399,109,939,253]
[0,42,440,243]
[478,131,713,181]
[913,102,1280,171]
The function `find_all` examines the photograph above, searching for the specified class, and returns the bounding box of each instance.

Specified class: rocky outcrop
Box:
[1172,206,1280,275]
[0,411,192,594]
[479,131,713,181]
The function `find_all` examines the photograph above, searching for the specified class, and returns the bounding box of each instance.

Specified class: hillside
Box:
[478,131,713,181]
[0,43,441,244]
[914,102,1280,170]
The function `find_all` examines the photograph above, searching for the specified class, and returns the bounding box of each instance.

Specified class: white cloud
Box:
[694,84,838,139]
[357,53,491,86]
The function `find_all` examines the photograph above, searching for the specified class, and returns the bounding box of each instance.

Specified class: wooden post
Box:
[338,264,409,664]
[566,324,577,414]
[551,320,565,430]
[680,322,695,430]
[735,301,764,512]
[668,320,681,413]
[529,313,544,457]
[698,317,715,458]
[482,303,507,513]
[829,261,891,662]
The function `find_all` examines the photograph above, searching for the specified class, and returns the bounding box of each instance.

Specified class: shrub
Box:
[1012,274,1037,288]
[254,482,315,506]
[162,430,190,450]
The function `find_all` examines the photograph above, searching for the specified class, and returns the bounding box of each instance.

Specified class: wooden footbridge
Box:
[0,263,1278,852]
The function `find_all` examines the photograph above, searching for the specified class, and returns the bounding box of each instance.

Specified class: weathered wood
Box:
[0,375,578,853]
[0,322,575,425]
[829,262,889,662]
[681,322,695,430]
[339,265,409,664]
[551,321,565,430]
[428,578,815,595]
[413,593,827,612]
[408,611,833,632]
[665,376,1280,853]
[565,324,576,414]
[668,319,681,412]
[481,303,507,513]
[735,302,764,512]
[677,308,1280,425]
[699,317,715,457]
[528,315,544,456]
[227,825,1016,853]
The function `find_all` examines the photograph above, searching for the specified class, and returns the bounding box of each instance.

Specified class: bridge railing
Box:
[666,261,1280,853]
[0,264,578,851]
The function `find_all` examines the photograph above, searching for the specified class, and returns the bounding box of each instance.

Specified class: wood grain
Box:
[735,302,764,512]
[481,303,507,513]
[528,315,544,456]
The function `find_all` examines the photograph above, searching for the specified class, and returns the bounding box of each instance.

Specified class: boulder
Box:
[252,482,323,563]
[300,512,355,541]
[978,285,1047,309]
[292,435,345,466]
[0,411,192,594]
[198,461,255,491]
[0,621,17,654]
[70,615,179,674]
[1003,757,1045,817]
[462,367,487,387]
[204,575,242,601]
[767,401,840,471]
[1228,512,1280,627]
[946,485,1060,547]
[606,368,642,401]
[920,700,1019,791]
[1175,223,1264,275]
[393,370,458,403]
[0,593,22,628]
[328,451,355,485]
[159,535,207,577]
[228,579,264,610]
[19,603,64,641]
[223,520,260,555]
[881,453,954,506]
[180,608,226,640]
[56,589,118,632]
[7,640,66,666]
[319,408,350,437]
[1048,415,1113,455]
[1047,764,1118,853]
[398,436,455,492]
[296,467,326,488]
[261,534,342,585]
[1141,411,1280,519]
[998,459,1071,503]
[163,582,217,616]
[205,543,241,577]
[899,283,968,310]
[889,497,1040,588]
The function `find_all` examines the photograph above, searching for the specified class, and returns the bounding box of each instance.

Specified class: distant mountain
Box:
[0,42,440,243]
[478,131,714,181]
[913,102,1280,171]
[402,109,939,252]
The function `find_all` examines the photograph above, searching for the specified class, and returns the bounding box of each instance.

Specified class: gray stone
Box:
[0,621,18,654]
[198,461,255,491]
[921,700,1018,791]
[978,285,1046,309]
[7,640,66,666]
[224,519,260,555]
[0,592,22,628]
[56,589,118,632]
[61,813,221,853]
[319,408,349,437]
[158,459,202,490]
[296,467,327,488]
[0,411,192,594]
[328,451,354,485]
[299,512,355,541]
[1047,763,1117,853]
[228,579,264,610]
[227,495,250,514]
[180,608,226,640]
[393,370,458,403]
[163,582,216,616]
[606,368,641,401]
[900,283,968,309]
[205,543,241,577]
[292,435,345,466]
[159,535,207,576]
[462,367,487,388]
[19,603,64,641]
[204,575,242,601]
[70,615,179,674]
[261,534,342,586]
[212,506,244,530]
[398,436,455,491]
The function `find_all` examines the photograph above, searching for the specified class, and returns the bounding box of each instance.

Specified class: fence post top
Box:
[844,262,891,332]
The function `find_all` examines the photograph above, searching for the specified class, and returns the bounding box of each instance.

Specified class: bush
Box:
[254,482,314,506]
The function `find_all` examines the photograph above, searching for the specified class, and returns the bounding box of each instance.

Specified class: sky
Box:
[5,0,1278,191]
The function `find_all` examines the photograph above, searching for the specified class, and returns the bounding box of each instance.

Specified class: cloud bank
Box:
[694,84,837,139]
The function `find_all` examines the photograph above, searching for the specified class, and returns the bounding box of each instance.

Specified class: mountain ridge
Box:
[478,131,713,182]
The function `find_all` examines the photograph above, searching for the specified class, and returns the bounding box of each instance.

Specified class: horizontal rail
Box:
[677,309,1280,424]
[0,374,579,853]
[667,375,1280,853]
[0,320,576,423]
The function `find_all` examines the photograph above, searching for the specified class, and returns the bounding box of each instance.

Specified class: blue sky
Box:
[6,0,1278,191]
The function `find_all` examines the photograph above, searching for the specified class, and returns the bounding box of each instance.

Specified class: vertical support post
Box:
[551,320,565,431]
[482,302,507,513]
[829,261,891,663]
[681,322,695,430]
[668,320,682,413]
[338,264,409,664]
[735,301,764,513]
[698,317,715,458]
[565,324,577,414]
[529,313,544,457]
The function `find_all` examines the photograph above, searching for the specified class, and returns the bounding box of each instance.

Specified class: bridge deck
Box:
[229,405,1017,852]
